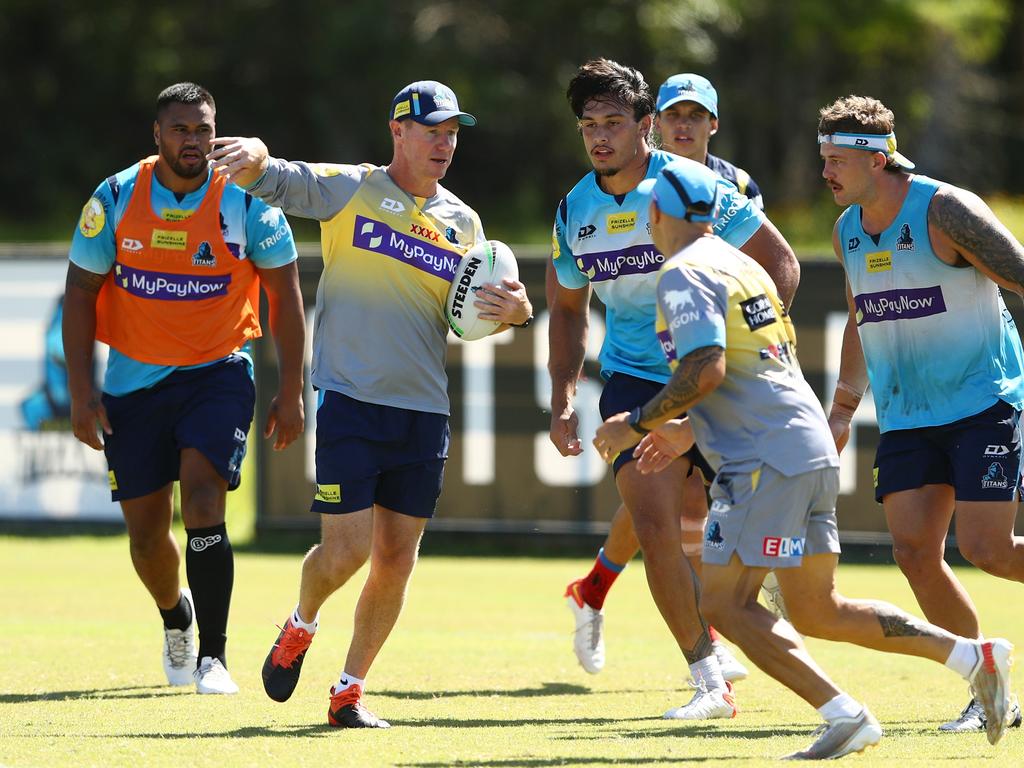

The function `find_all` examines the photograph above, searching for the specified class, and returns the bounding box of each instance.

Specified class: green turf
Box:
[1,535,1022,767]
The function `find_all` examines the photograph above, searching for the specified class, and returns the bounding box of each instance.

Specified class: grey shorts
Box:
[702,464,841,569]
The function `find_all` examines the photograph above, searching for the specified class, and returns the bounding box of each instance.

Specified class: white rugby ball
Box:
[446,239,519,340]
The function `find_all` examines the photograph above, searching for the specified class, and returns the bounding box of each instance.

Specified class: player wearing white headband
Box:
[820,94,1024,734]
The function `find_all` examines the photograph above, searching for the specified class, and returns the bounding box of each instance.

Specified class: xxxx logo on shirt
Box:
[352,215,459,281]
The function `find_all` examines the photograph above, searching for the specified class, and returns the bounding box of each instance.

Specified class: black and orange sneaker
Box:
[261,617,315,702]
[327,683,391,728]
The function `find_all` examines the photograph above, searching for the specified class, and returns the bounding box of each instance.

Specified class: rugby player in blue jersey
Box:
[655,73,763,210]
[562,72,795,674]
[821,95,1024,734]
[593,155,1015,757]
[550,59,799,719]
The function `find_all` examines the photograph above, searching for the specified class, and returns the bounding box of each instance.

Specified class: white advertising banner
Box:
[0,255,117,520]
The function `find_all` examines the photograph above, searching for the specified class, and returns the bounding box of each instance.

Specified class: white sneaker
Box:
[162,588,197,686]
[938,689,1023,732]
[783,707,882,760]
[968,639,1015,745]
[565,580,605,674]
[713,641,749,682]
[664,681,737,720]
[194,656,239,695]
[760,571,789,620]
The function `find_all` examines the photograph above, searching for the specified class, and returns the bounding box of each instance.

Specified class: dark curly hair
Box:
[566,58,654,122]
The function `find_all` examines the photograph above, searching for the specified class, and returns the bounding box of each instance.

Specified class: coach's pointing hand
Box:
[208,137,270,187]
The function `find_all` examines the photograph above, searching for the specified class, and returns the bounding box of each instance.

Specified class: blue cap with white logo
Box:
[656,73,718,118]
[390,80,477,126]
[636,157,720,223]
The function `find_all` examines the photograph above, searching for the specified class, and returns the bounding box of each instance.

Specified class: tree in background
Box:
[1,0,1018,243]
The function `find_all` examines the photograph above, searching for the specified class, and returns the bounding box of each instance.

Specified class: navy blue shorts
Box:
[599,372,714,479]
[102,356,255,502]
[874,399,1022,503]
[311,390,450,518]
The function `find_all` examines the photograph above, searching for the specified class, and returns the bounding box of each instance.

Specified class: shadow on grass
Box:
[394,758,748,766]
[396,716,630,728]
[375,682,592,700]
[1,685,187,704]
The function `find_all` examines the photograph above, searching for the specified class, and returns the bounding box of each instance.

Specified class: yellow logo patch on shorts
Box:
[108,470,118,491]
[315,483,341,503]
[872,467,879,488]
[866,251,892,273]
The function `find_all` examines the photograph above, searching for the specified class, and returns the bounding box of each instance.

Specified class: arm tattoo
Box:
[930,188,1024,291]
[872,603,937,638]
[642,345,723,423]
[66,263,109,294]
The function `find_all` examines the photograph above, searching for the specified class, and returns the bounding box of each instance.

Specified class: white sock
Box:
[945,638,980,680]
[292,606,319,633]
[337,671,366,692]
[689,656,726,691]
[817,692,863,722]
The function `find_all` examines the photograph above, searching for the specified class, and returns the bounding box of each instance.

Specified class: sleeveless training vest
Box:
[96,157,262,366]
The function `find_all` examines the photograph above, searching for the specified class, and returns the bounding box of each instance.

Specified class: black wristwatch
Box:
[511,314,534,328]
[628,406,650,435]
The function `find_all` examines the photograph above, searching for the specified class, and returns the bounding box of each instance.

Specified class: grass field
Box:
[2,534,1023,767]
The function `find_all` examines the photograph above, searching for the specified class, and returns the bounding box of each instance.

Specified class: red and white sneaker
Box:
[565,579,605,674]
[664,680,737,720]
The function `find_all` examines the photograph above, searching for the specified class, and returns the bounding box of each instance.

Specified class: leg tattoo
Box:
[873,603,936,638]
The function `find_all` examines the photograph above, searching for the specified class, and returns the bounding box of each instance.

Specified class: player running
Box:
[594,156,1015,758]
[821,94,1024,733]
[550,59,798,718]
[562,72,793,683]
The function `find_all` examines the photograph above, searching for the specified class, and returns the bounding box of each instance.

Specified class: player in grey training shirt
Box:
[208,81,532,729]
[594,157,1015,758]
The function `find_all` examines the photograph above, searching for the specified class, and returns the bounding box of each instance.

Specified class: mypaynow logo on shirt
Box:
[353,215,459,281]
[574,245,664,282]
[114,262,230,300]
[854,286,946,325]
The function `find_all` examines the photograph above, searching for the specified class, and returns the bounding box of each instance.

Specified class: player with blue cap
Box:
[636,156,721,223]
[655,73,764,210]
[594,153,1016,761]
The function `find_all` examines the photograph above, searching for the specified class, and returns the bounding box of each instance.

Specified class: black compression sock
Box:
[159,591,193,631]
[186,523,233,666]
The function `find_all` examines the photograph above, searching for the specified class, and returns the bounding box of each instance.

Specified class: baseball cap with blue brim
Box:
[817,131,915,170]
[630,156,720,222]
[657,73,719,118]
[636,157,720,223]
[390,80,477,126]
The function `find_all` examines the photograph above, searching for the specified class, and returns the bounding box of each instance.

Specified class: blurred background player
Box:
[556,66,797,694]
[549,59,798,718]
[821,94,1024,733]
[594,156,1015,758]
[209,80,532,728]
[64,82,305,695]
[656,73,762,210]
